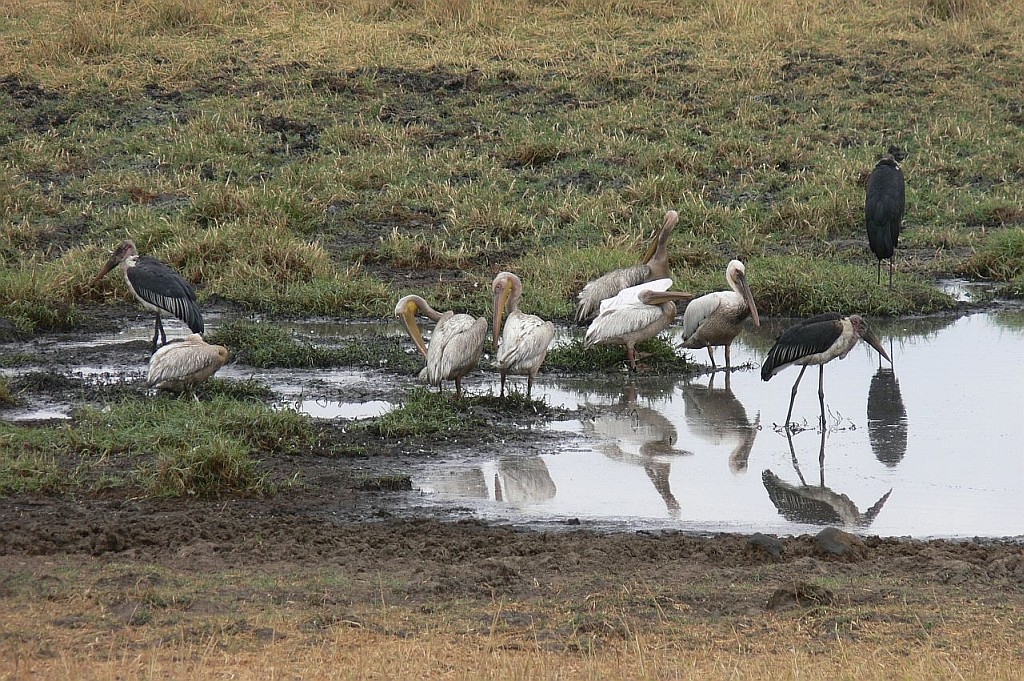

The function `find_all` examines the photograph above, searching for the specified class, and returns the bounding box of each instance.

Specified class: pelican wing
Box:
[147,335,227,388]
[495,311,555,371]
[585,281,672,348]
[426,313,487,384]
[574,263,652,323]
[681,291,726,340]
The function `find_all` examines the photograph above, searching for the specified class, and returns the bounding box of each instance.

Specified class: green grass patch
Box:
[207,321,340,368]
[365,387,485,438]
[545,336,692,374]
[0,396,319,497]
[961,228,1024,281]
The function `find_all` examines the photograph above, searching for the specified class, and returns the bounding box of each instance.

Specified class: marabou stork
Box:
[395,294,487,399]
[93,240,203,351]
[146,334,229,392]
[761,313,891,428]
[865,155,905,288]
[491,272,555,398]
[574,210,678,324]
[584,278,693,371]
[681,259,760,372]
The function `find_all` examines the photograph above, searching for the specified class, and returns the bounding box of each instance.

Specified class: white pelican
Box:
[491,271,555,398]
[93,240,203,352]
[146,334,229,392]
[395,295,487,399]
[574,210,678,323]
[584,278,693,371]
[681,259,760,372]
[761,313,891,428]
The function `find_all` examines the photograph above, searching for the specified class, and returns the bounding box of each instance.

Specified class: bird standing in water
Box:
[92,240,203,352]
[395,295,487,400]
[491,272,555,398]
[680,259,760,372]
[761,313,891,429]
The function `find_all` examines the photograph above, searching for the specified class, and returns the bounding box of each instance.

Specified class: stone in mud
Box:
[813,526,868,561]
[746,532,785,561]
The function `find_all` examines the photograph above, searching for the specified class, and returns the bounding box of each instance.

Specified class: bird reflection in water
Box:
[583,382,693,517]
[762,429,892,528]
[680,373,760,473]
[867,366,908,467]
[424,458,556,508]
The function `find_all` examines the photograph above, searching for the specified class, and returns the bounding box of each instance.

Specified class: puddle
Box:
[415,311,1024,539]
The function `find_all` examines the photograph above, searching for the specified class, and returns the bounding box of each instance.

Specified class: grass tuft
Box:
[367,387,484,438]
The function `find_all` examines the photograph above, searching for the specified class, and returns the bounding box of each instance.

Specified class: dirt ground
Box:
[1,307,1023,678]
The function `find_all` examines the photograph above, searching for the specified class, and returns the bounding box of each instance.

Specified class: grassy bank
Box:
[1,0,1022,331]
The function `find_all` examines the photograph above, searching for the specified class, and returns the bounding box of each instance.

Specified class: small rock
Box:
[813,526,867,561]
[766,581,836,611]
[746,532,784,561]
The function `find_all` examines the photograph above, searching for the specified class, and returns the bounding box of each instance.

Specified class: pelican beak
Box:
[641,291,694,306]
[640,232,659,264]
[737,273,760,327]
[397,301,429,357]
[492,283,511,349]
[863,327,891,364]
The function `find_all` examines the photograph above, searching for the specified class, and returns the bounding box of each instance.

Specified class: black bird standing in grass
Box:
[761,313,891,429]
[865,154,905,288]
[92,240,204,352]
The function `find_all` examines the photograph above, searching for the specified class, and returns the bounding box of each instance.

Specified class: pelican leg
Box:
[817,365,826,431]
[707,346,716,371]
[627,344,639,372]
[500,372,507,398]
[725,344,732,373]
[454,377,462,400]
[785,365,808,428]
[526,373,534,399]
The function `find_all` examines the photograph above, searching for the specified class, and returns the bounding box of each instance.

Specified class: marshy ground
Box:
[2,0,1024,677]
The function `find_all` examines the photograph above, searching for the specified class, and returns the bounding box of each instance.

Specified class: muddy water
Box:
[417,311,1024,539]
[3,310,1022,539]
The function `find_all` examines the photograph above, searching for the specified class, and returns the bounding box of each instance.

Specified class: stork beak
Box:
[737,273,760,327]
[863,327,892,364]
[492,283,511,350]
[397,302,429,357]
[91,254,119,286]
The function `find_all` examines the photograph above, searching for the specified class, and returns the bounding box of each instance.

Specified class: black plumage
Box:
[93,240,203,351]
[865,155,905,288]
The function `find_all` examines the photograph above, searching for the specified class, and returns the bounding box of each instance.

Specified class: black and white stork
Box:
[93,240,203,351]
[761,313,891,428]
[865,155,905,288]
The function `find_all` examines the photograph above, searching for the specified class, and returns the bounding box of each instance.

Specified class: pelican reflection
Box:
[680,373,760,473]
[422,456,556,507]
[583,382,692,516]
[762,429,891,527]
[867,366,908,467]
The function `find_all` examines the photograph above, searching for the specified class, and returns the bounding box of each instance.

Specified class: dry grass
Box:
[1,558,1021,680]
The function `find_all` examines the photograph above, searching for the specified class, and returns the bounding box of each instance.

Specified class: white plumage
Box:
[492,272,555,398]
[395,294,487,399]
[584,278,692,371]
[146,334,229,392]
[681,259,760,372]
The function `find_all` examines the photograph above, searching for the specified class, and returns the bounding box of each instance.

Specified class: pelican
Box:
[761,313,891,428]
[574,210,678,324]
[395,295,487,399]
[584,278,693,371]
[866,154,905,288]
[92,239,203,352]
[681,259,760,372]
[491,272,555,398]
[146,334,229,392]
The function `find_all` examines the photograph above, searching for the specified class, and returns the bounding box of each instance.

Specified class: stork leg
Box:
[151,315,166,352]
[784,365,808,428]
[817,365,826,430]
[888,258,894,289]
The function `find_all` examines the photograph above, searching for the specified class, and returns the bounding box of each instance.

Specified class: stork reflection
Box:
[680,373,760,473]
[583,382,692,517]
[867,366,908,467]
[762,429,892,527]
